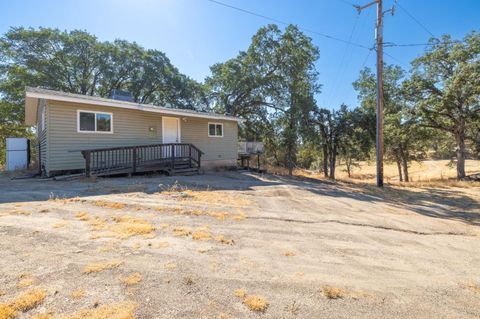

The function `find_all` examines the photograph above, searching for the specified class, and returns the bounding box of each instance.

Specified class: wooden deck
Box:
[81,143,203,177]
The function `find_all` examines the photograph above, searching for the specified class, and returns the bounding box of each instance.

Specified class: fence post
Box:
[171,144,175,169]
[189,145,192,168]
[132,147,137,173]
[84,151,91,177]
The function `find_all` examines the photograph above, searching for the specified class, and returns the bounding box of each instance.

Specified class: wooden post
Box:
[84,150,91,177]
[257,153,260,170]
[132,147,137,174]
[189,145,192,168]
[171,144,175,170]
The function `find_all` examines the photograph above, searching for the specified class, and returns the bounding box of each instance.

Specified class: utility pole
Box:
[354,0,394,187]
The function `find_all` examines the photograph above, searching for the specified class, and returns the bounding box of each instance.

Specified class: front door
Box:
[162,117,180,158]
[162,117,180,144]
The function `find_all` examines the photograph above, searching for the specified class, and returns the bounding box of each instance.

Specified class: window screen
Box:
[79,112,95,131]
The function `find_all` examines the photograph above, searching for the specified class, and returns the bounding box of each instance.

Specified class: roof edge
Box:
[25,87,243,122]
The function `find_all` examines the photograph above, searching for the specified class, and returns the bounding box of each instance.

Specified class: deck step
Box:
[172,167,200,175]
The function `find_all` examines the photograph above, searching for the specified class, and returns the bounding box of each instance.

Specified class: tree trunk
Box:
[395,157,403,182]
[329,142,337,180]
[455,128,466,180]
[346,158,351,178]
[322,144,329,177]
[399,145,409,182]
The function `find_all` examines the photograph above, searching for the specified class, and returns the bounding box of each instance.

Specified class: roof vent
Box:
[110,89,133,102]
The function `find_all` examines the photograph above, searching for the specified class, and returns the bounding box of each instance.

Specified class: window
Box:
[208,123,223,137]
[78,110,113,133]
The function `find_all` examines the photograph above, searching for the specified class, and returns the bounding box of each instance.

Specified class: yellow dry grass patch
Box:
[172,226,192,237]
[215,235,234,245]
[92,200,126,209]
[71,289,86,300]
[83,261,123,274]
[31,312,54,319]
[120,273,143,286]
[52,222,67,228]
[322,286,346,299]
[75,212,90,221]
[0,290,5,297]
[0,304,16,319]
[59,301,137,319]
[234,288,247,298]
[80,214,155,239]
[243,295,268,312]
[164,262,177,270]
[283,250,295,257]
[233,212,246,221]
[162,188,251,208]
[464,283,480,294]
[9,288,47,312]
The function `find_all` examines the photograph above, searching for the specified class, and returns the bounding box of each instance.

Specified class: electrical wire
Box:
[205,0,370,50]
[397,2,435,38]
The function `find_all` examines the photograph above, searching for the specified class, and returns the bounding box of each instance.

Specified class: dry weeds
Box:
[464,283,480,294]
[234,288,247,298]
[0,304,16,319]
[70,289,86,300]
[283,250,296,257]
[243,295,269,312]
[75,212,90,221]
[120,273,143,286]
[83,261,123,274]
[157,241,170,249]
[31,312,54,319]
[17,274,36,288]
[92,200,126,209]
[59,301,137,319]
[10,288,47,312]
[164,262,177,270]
[322,286,346,299]
[52,222,67,228]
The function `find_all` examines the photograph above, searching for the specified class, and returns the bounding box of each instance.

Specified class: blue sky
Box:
[1,0,479,109]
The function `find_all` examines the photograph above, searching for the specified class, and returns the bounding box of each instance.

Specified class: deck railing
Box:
[81,143,203,177]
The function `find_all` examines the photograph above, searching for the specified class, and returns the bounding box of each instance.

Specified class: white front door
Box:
[162,117,180,144]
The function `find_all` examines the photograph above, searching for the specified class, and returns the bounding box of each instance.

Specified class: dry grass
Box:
[75,212,90,221]
[272,160,480,188]
[283,250,296,257]
[215,235,234,245]
[17,274,36,288]
[183,276,195,285]
[243,295,269,312]
[83,260,123,274]
[232,212,246,221]
[120,273,143,286]
[234,288,247,298]
[157,241,170,249]
[172,226,192,237]
[70,289,86,300]
[286,301,300,316]
[161,185,251,208]
[52,222,67,228]
[91,200,126,209]
[10,288,47,312]
[0,291,5,297]
[464,283,480,294]
[79,214,156,239]
[0,304,16,319]
[164,262,177,270]
[322,286,346,299]
[59,301,137,319]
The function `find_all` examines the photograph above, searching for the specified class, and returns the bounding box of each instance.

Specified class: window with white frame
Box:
[78,110,113,133]
[208,122,223,137]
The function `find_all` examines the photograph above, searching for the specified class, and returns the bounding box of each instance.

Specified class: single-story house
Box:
[24,87,241,177]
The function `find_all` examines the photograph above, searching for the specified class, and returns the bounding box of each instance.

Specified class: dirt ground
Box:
[0,171,479,318]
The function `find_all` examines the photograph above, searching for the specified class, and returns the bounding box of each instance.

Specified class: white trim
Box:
[208,122,224,137]
[162,116,181,143]
[41,104,46,131]
[26,90,242,122]
[77,109,114,134]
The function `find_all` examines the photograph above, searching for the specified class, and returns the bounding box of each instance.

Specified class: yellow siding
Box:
[45,101,238,174]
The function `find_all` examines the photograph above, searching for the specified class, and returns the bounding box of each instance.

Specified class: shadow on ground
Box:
[1,170,478,226]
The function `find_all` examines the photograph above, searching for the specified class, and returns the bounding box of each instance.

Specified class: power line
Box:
[397,3,435,38]
[205,0,370,49]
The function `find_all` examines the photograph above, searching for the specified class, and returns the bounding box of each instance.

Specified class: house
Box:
[24,87,241,177]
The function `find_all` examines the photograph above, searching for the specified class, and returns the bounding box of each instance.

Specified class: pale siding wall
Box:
[36,99,49,174]
[46,101,237,174]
